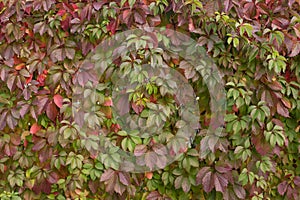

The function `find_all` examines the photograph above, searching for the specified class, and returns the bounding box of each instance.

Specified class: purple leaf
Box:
[65,47,75,59]
[146,191,162,200]
[278,181,288,195]
[233,184,246,199]
[289,41,300,57]
[182,177,191,193]
[277,102,290,117]
[134,144,147,156]
[46,101,58,122]
[118,172,130,186]
[47,172,59,184]
[32,139,46,151]
[93,1,106,10]
[214,173,228,193]
[7,75,16,91]
[202,171,213,192]
[100,169,115,182]
[145,152,157,170]
[196,167,210,185]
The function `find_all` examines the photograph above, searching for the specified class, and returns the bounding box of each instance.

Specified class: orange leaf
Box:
[15,63,25,71]
[104,97,113,106]
[145,172,153,179]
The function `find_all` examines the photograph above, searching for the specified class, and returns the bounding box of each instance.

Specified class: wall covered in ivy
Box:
[0,0,299,199]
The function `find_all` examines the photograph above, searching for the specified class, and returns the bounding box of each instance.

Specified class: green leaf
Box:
[233,38,239,48]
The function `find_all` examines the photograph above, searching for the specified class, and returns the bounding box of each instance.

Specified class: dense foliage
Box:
[0,0,299,199]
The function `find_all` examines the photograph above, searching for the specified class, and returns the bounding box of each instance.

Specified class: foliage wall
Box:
[0,0,299,199]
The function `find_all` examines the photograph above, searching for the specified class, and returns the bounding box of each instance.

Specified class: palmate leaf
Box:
[196,165,232,194]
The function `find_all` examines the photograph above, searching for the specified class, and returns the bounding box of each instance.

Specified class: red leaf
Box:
[30,123,41,134]
[122,9,132,25]
[37,73,46,86]
[57,9,66,16]
[53,94,63,108]
[107,19,118,34]
[46,101,58,122]
[110,123,120,133]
